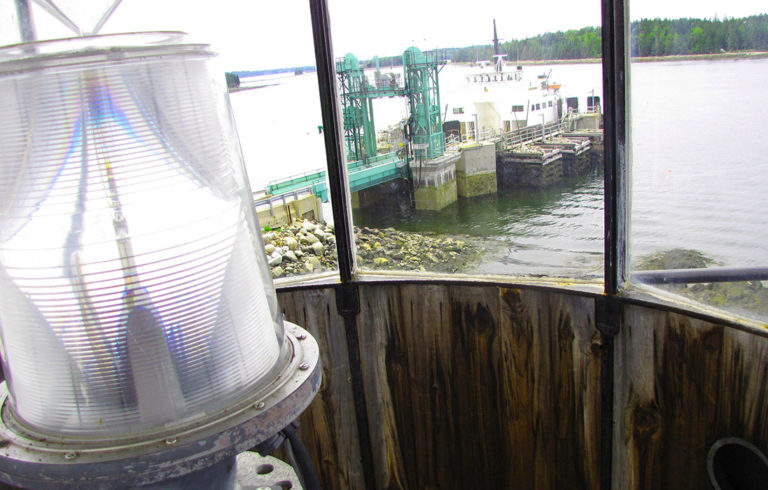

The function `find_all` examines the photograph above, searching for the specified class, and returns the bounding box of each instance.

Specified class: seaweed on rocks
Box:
[263,220,483,279]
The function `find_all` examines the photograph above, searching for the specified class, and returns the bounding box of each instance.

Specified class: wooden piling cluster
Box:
[497,147,564,187]
[497,133,600,188]
[568,129,605,168]
[541,137,591,176]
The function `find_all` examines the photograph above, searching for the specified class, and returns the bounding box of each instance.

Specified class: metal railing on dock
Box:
[253,186,316,217]
[444,119,575,152]
[266,169,326,195]
[444,128,503,152]
[502,121,566,147]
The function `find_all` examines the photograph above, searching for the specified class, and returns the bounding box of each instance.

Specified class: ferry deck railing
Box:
[444,128,503,151]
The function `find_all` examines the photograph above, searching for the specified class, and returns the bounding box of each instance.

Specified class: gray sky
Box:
[2,0,766,70]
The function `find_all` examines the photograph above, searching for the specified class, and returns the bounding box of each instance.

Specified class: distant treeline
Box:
[233,66,317,77]
[631,15,768,56]
[452,26,601,62]
[362,14,768,66]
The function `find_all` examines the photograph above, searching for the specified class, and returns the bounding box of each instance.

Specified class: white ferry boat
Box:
[443,21,565,141]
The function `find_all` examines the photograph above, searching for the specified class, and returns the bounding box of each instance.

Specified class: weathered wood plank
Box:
[612,304,665,490]
[616,304,768,489]
[356,283,600,489]
[718,328,768,443]
[500,288,601,490]
[278,288,365,490]
[357,283,455,489]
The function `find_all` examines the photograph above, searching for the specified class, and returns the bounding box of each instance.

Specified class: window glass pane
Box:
[88,1,341,283]
[329,1,604,279]
[628,5,768,322]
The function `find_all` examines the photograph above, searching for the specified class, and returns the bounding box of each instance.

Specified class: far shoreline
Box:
[453,50,768,66]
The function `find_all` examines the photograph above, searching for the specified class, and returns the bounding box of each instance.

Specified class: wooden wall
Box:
[279,284,602,489]
[613,305,768,489]
[278,282,768,489]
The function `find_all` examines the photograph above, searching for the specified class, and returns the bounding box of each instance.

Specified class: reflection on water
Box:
[354,171,604,278]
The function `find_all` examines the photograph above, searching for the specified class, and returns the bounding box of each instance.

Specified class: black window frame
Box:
[309,0,630,293]
[309,0,768,304]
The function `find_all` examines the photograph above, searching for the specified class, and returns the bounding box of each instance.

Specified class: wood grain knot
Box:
[632,403,661,442]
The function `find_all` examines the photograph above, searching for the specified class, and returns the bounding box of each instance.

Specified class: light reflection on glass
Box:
[0,34,286,437]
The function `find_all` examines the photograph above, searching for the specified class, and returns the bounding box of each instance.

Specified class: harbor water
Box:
[230,59,768,278]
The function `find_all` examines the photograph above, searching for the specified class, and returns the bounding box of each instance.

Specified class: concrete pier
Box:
[412,153,460,210]
[574,112,601,130]
[455,143,498,198]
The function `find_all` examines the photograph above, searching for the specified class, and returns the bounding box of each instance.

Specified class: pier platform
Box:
[456,142,497,198]
[412,153,460,210]
[259,116,603,223]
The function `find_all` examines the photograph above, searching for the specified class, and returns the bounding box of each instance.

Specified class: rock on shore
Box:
[263,220,482,278]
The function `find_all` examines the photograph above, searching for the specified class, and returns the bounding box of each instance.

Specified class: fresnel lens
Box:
[0,32,319,489]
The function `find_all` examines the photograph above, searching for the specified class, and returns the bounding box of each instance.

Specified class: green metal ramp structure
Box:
[266,152,404,203]
[264,47,446,205]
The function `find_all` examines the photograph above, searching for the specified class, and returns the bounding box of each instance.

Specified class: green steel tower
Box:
[402,47,445,160]
[336,53,377,163]
[336,47,445,164]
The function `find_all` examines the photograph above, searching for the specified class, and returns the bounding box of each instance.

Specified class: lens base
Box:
[0,322,320,489]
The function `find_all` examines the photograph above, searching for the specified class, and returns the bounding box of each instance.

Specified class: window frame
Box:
[307,0,629,292]
[601,0,630,295]
[308,0,768,321]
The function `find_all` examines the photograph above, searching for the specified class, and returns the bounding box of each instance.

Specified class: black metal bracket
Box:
[596,294,621,338]
[336,282,361,318]
[334,281,376,489]
[596,294,621,490]
[602,0,629,296]
[600,0,628,484]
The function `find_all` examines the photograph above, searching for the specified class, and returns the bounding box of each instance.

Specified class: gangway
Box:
[265,152,404,203]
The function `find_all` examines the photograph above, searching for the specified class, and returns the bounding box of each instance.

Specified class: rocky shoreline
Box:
[262,220,482,278]
[265,228,768,319]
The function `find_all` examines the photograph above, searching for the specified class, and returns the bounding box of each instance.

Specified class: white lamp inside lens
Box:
[0,32,292,439]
